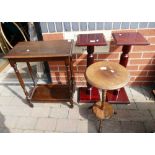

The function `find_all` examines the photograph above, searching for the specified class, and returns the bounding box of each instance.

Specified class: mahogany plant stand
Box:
[106,32,149,104]
[76,33,107,103]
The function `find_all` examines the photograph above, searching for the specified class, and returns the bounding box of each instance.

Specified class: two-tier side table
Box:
[106,32,149,104]
[76,33,107,103]
[4,40,74,108]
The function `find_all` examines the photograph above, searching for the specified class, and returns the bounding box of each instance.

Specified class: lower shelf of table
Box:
[30,84,71,102]
[77,87,100,103]
[106,87,130,104]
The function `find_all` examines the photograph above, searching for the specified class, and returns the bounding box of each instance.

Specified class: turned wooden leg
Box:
[26,62,36,86]
[120,45,131,67]
[112,46,131,96]
[98,120,103,133]
[9,60,33,107]
[86,46,94,94]
[65,58,74,108]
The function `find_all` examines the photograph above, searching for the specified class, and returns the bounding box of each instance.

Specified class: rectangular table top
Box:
[76,33,107,46]
[4,40,73,59]
[112,32,149,46]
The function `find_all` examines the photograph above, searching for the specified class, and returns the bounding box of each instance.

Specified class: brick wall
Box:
[42,28,155,87]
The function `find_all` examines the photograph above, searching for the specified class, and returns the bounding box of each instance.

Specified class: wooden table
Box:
[107,32,149,104]
[76,33,107,103]
[86,61,130,132]
[4,40,74,108]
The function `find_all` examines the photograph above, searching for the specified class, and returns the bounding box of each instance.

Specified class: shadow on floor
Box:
[0,83,32,106]
[0,112,10,133]
[130,85,155,101]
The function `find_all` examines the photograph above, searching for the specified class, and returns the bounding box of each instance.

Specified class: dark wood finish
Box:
[76,33,107,46]
[78,87,100,103]
[120,45,131,67]
[30,84,70,102]
[76,33,107,103]
[107,32,149,104]
[9,60,33,107]
[4,40,72,59]
[112,32,149,46]
[4,40,74,108]
[106,87,129,104]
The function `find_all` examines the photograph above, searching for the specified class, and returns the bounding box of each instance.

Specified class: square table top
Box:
[112,32,149,46]
[4,40,73,59]
[76,33,107,46]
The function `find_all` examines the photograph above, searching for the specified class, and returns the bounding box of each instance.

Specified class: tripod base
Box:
[92,101,113,120]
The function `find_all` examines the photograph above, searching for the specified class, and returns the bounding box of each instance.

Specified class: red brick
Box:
[73,72,85,77]
[52,81,67,85]
[73,60,86,66]
[148,71,155,76]
[139,65,155,70]
[128,82,144,86]
[75,81,86,87]
[135,76,155,81]
[78,66,86,71]
[72,54,76,59]
[132,45,155,52]
[43,33,63,41]
[52,76,67,82]
[129,59,151,65]
[137,29,155,36]
[129,53,142,58]
[51,72,67,77]
[142,52,155,58]
[48,61,65,65]
[78,76,86,82]
[59,66,66,71]
[72,66,78,71]
[98,53,119,59]
[49,66,59,71]
[107,60,119,63]
[151,59,155,64]
[109,45,122,52]
[127,65,139,70]
[147,37,155,44]
[143,82,155,85]
[130,77,136,81]
[76,54,87,59]
[128,81,154,86]
[130,71,148,76]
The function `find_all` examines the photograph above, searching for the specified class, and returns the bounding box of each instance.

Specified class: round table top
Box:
[86,61,130,90]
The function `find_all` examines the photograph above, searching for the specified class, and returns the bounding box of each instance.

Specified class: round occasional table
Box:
[86,61,130,132]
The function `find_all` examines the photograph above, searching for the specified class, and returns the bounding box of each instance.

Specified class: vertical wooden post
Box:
[26,62,36,86]
[9,60,33,107]
[87,46,94,94]
[119,45,131,67]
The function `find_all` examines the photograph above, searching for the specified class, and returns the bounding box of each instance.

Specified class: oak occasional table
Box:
[86,61,130,132]
[107,32,149,104]
[76,33,107,103]
[4,40,74,108]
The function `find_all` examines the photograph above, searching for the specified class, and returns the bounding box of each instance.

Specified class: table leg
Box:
[78,46,100,103]
[87,46,94,94]
[98,120,103,133]
[26,62,36,86]
[65,58,74,108]
[106,45,131,104]
[9,61,33,107]
[120,45,131,67]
